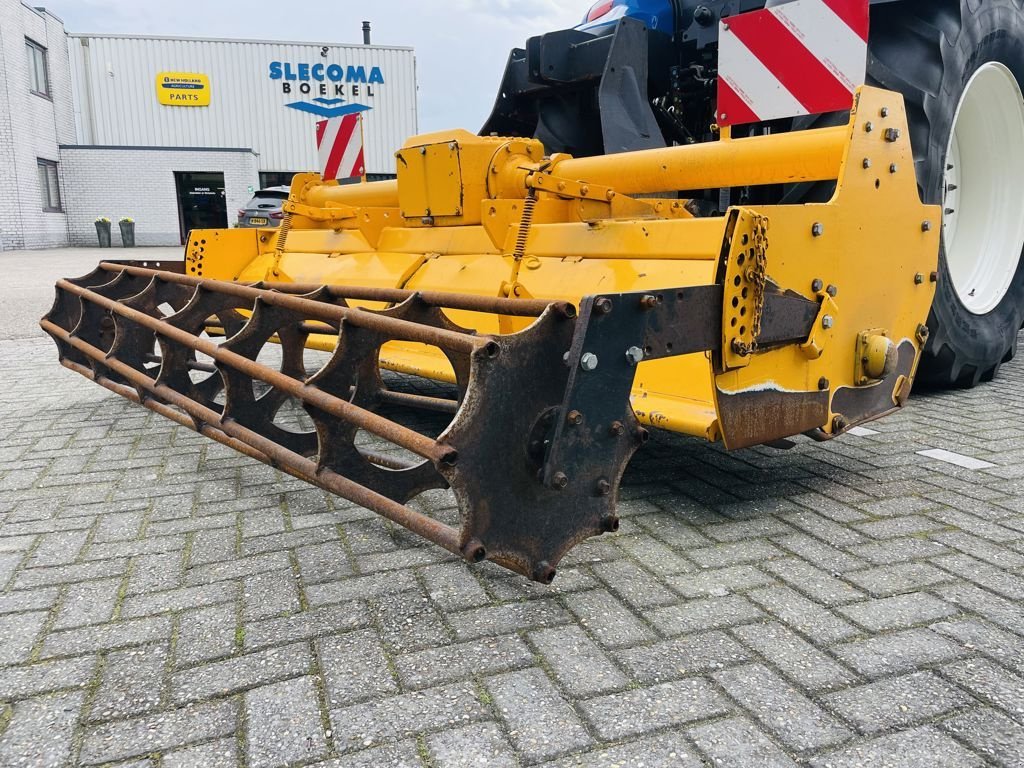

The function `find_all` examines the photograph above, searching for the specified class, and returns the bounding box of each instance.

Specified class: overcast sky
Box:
[42,0,586,133]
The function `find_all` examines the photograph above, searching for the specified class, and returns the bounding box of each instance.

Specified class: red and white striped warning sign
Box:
[717,0,869,126]
[316,114,365,181]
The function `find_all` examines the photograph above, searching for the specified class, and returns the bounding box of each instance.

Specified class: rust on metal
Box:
[41,259,838,581]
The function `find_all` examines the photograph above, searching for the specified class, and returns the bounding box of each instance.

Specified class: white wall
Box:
[59,147,259,247]
[69,34,418,175]
[0,1,76,249]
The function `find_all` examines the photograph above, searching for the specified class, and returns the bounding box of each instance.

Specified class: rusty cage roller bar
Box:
[43,262,596,580]
[43,260,823,582]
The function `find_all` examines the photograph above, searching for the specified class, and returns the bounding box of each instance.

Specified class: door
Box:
[175,172,227,244]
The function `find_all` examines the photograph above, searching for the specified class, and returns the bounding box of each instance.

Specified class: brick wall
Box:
[59,147,260,246]
[0,1,76,250]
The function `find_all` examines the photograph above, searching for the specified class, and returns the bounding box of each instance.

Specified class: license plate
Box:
[249,217,269,226]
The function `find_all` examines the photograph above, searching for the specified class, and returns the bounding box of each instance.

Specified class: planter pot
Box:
[119,221,136,248]
[95,221,111,248]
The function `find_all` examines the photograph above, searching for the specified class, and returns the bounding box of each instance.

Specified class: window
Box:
[258,171,302,189]
[37,159,62,212]
[25,38,50,97]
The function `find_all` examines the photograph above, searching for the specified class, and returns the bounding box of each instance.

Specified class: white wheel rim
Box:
[944,62,1024,315]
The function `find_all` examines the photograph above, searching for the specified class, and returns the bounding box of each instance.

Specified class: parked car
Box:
[236,187,289,228]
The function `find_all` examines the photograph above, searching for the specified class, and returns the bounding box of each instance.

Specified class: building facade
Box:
[0,1,76,249]
[0,0,418,249]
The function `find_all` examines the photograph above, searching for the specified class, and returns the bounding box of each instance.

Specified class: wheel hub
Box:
[943,62,1024,315]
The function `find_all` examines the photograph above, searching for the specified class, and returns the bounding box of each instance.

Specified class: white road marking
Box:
[917,449,996,470]
[848,426,879,437]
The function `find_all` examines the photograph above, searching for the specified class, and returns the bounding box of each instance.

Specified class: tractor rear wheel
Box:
[870,0,1024,386]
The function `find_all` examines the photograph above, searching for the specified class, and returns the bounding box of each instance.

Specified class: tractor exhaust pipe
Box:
[362,21,372,45]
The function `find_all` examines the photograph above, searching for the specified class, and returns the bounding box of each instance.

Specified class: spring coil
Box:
[513,190,538,263]
[275,212,294,255]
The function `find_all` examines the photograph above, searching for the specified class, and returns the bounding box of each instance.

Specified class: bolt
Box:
[448,141,457,150]
[890,163,899,174]
[865,122,874,133]
[625,346,645,366]
[606,189,616,200]
[833,415,847,432]
[421,216,435,226]
[580,353,599,371]
[693,5,714,25]
[944,208,956,216]
[419,146,427,155]
[609,421,625,437]
[812,278,824,293]
[567,410,583,426]
[594,297,613,315]
[827,284,838,298]
[562,352,571,365]
[930,271,939,283]
[862,158,872,169]
[551,472,569,490]
[822,315,835,330]
[818,377,830,391]
[880,106,890,118]
[947,183,959,192]
[916,324,931,343]
[812,222,824,237]
[639,294,659,310]
[596,479,612,497]
[922,221,933,232]
[915,273,924,285]
[884,127,901,142]
[580,186,590,196]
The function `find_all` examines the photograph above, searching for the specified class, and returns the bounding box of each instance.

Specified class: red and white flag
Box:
[316,114,365,181]
[717,0,869,126]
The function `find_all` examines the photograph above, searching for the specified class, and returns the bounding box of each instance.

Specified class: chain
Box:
[748,216,769,345]
[730,215,769,359]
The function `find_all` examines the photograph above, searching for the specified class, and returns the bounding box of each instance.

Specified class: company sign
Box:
[156,72,211,106]
[269,61,383,118]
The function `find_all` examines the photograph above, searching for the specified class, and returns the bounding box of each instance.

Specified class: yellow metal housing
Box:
[189,86,940,447]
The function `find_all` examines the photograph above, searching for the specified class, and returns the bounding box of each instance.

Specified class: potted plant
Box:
[95,217,112,248]
[119,217,136,248]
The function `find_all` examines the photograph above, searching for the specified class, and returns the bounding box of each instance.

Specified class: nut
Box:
[567,410,583,426]
[812,278,824,293]
[625,346,645,366]
[818,377,830,391]
[812,222,824,237]
[580,353,599,371]
[822,315,835,330]
[594,297,613,314]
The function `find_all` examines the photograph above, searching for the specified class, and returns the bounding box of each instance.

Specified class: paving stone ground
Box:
[3,249,1024,766]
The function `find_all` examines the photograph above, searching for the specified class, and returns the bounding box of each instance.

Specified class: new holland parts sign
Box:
[156,72,211,106]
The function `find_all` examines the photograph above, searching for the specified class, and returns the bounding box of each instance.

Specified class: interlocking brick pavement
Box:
[4,256,1024,764]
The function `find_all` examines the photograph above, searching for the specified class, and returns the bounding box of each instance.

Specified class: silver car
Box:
[236,187,290,228]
